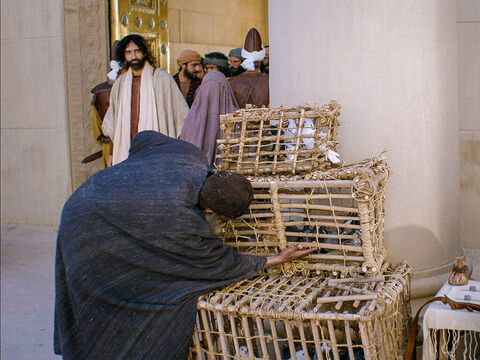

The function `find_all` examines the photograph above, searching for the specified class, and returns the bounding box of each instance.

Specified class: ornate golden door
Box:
[110,0,169,70]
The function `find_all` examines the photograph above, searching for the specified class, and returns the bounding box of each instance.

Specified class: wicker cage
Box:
[221,156,390,277]
[191,263,411,360]
[215,103,341,176]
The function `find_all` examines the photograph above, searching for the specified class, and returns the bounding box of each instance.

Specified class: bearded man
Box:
[204,52,231,78]
[228,47,246,77]
[228,28,269,108]
[173,50,203,107]
[102,34,189,166]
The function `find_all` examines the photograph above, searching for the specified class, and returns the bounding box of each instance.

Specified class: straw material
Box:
[221,155,390,277]
[191,263,412,360]
[216,103,341,176]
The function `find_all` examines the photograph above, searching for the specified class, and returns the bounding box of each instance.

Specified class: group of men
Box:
[90,28,270,168]
[55,28,314,360]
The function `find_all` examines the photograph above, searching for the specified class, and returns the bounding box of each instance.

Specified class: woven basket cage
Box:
[215,103,341,176]
[191,263,412,360]
[221,156,390,277]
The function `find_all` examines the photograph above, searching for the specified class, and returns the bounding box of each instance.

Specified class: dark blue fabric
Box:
[54,131,266,360]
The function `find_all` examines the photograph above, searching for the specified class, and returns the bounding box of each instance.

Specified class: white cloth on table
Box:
[422,280,480,360]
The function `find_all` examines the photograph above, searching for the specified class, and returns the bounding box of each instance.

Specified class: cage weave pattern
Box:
[192,263,411,360]
[216,103,341,176]
[222,156,390,277]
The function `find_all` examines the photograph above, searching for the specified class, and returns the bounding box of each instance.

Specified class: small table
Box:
[422,280,480,360]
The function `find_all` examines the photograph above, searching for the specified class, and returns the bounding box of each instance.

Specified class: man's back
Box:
[54,131,265,360]
[228,71,269,108]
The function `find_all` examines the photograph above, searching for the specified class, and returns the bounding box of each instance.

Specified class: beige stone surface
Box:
[248,0,269,21]
[214,15,242,46]
[458,23,480,131]
[180,11,215,44]
[457,0,479,251]
[270,1,460,292]
[241,18,268,45]
[169,0,228,16]
[227,0,246,18]
[457,0,480,22]
[15,0,63,38]
[459,132,480,249]
[1,0,18,40]
[1,0,71,226]
[168,9,180,43]
[1,37,67,129]
[1,128,71,225]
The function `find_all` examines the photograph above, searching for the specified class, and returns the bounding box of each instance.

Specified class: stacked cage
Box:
[192,263,411,360]
[192,104,411,359]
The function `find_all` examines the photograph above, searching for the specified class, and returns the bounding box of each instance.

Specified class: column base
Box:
[410,249,472,299]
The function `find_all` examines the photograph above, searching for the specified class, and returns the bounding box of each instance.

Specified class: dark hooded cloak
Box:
[54,131,266,360]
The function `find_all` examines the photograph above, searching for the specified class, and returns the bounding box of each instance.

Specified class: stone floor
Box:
[1,224,479,360]
[1,224,60,360]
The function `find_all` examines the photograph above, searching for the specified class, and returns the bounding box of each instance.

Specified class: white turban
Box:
[107,60,121,81]
[240,48,265,71]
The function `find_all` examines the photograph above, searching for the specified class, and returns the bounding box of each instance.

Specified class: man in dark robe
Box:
[180,70,238,166]
[54,131,313,360]
[228,28,269,108]
[173,50,203,107]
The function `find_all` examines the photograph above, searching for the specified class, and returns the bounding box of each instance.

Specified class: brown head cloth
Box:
[244,28,263,52]
[111,40,120,61]
[199,171,253,219]
[177,49,202,66]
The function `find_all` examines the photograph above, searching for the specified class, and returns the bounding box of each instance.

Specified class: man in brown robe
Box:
[228,28,269,108]
[102,34,189,166]
[173,50,203,107]
[87,41,123,168]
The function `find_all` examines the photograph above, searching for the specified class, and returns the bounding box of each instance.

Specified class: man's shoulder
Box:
[91,81,111,94]
[152,68,176,84]
[229,71,266,83]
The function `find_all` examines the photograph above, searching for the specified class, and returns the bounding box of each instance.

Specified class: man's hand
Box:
[107,155,113,167]
[265,245,318,268]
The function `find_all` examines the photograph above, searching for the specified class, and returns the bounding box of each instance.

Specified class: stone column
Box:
[269,0,460,300]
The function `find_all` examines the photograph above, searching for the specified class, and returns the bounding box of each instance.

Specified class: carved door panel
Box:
[110,0,169,70]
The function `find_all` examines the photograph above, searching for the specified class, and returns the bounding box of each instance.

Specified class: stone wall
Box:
[1,0,71,225]
[269,0,462,299]
[167,0,268,74]
[457,0,480,249]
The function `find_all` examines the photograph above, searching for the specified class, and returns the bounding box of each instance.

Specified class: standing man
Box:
[173,50,203,107]
[87,41,121,168]
[228,47,245,77]
[102,34,189,166]
[204,52,231,77]
[54,131,315,360]
[228,28,269,108]
[180,70,238,166]
[260,45,269,74]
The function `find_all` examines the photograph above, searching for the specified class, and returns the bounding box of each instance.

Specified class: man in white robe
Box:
[103,34,189,166]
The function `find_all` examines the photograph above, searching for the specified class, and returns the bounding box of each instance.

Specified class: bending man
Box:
[54,131,314,360]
